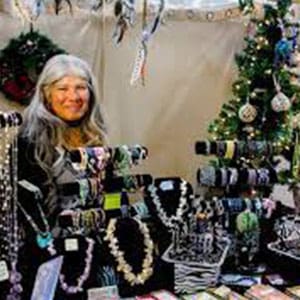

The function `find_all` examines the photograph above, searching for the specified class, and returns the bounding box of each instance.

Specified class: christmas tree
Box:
[207,0,300,185]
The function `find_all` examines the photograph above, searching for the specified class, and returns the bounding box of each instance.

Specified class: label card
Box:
[160,181,174,191]
[64,238,79,252]
[0,260,9,282]
[88,285,120,300]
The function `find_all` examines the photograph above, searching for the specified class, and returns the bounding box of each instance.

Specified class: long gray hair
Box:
[20,54,107,212]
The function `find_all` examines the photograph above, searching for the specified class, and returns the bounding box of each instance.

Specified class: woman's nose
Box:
[67,88,80,100]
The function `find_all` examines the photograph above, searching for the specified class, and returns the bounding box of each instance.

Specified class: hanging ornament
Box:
[274,20,293,67]
[238,97,257,123]
[130,0,164,86]
[271,75,291,112]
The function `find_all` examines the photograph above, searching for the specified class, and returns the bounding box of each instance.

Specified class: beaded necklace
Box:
[59,237,95,294]
[1,112,23,300]
[148,179,189,229]
[104,217,154,286]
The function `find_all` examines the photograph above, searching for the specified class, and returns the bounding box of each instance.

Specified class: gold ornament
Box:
[238,103,257,123]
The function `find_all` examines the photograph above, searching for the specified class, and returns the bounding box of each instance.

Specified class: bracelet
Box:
[220,168,227,187]
[229,168,238,185]
[205,140,211,155]
[217,141,226,157]
[78,179,89,206]
[225,141,235,159]
[199,166,216,186]
[247,169,257,186]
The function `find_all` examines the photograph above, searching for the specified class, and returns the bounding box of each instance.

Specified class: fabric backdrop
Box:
[0,9,247,187]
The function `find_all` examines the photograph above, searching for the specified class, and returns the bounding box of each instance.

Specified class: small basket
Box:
[162,238,230,295]
[268,238,300,262]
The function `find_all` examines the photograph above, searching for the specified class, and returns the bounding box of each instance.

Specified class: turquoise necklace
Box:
[17,201,56,255]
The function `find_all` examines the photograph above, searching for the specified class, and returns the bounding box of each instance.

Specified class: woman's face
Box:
[47,75,90,122]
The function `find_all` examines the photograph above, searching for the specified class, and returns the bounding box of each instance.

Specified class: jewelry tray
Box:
[162,238,230,294]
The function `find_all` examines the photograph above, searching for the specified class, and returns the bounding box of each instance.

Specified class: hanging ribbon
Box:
[112,0,136,45]
[130,0,165,86]
[12,0,46,24]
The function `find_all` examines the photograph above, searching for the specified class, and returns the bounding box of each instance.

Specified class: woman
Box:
[17,54,109,299]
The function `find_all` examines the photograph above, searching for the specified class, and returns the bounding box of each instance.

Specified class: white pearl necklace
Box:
[149,180,188,229]
[104,218,154,286]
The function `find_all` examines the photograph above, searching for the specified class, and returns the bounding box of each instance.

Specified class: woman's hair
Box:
[19,54,107,212]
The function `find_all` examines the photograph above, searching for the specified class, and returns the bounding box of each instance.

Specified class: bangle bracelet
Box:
[248,169,257,186]
[205,140,211,155]
[225,141,235,159]
[220,168,227,186]
[229,168,238,185]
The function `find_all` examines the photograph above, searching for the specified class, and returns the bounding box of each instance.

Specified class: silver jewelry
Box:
[104,217,154,286]
[149,180,189,229]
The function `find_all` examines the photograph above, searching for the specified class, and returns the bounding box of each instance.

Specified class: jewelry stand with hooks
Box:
[0,111,23,300]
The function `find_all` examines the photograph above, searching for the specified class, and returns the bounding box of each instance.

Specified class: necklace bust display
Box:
[104,217,154,286]
[148,178,190,229]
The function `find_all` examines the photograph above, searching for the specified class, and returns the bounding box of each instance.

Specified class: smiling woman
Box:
[16,54,108,299]
[45,75,90,123]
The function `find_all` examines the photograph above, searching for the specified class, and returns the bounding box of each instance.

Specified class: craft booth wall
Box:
[0,4,245,185]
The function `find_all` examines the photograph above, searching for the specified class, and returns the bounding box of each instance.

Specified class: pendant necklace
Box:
[17,201,56,255]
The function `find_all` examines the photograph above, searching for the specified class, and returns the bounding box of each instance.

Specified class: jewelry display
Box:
[112,0,136,45]
[71,146,110,174]
[59,237,95,294]
[195,140,274,158]
[148,179,189,229]
[198,166,274,187]
[104,217,154,286]
[0,112,23,300]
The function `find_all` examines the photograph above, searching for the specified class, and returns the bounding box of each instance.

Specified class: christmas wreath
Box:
[0,30,66,105]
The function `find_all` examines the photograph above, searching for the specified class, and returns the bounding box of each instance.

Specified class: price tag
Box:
[0,260,9,282]
[88,285,120,300]
[64,238,79,252]
[159,180,174,191]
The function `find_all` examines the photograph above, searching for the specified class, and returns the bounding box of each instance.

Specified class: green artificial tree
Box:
[208,0,300,184]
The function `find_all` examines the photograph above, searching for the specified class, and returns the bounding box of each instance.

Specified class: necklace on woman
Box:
[59,237,95,294]
[104,217,154,286]
[17,201,56,255]
[148,179,189,229]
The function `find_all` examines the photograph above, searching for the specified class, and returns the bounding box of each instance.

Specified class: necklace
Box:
[17,201,56,255]
[1,112,23,300]
[149,179,189,229]
[59,237,94,294]
[104,217,154,286]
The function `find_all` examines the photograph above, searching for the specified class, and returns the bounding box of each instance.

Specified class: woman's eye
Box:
[77,85,88,90]
[57,87,67,91]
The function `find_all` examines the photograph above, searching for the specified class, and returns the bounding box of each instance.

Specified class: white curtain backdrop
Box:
[0,0,297,205]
